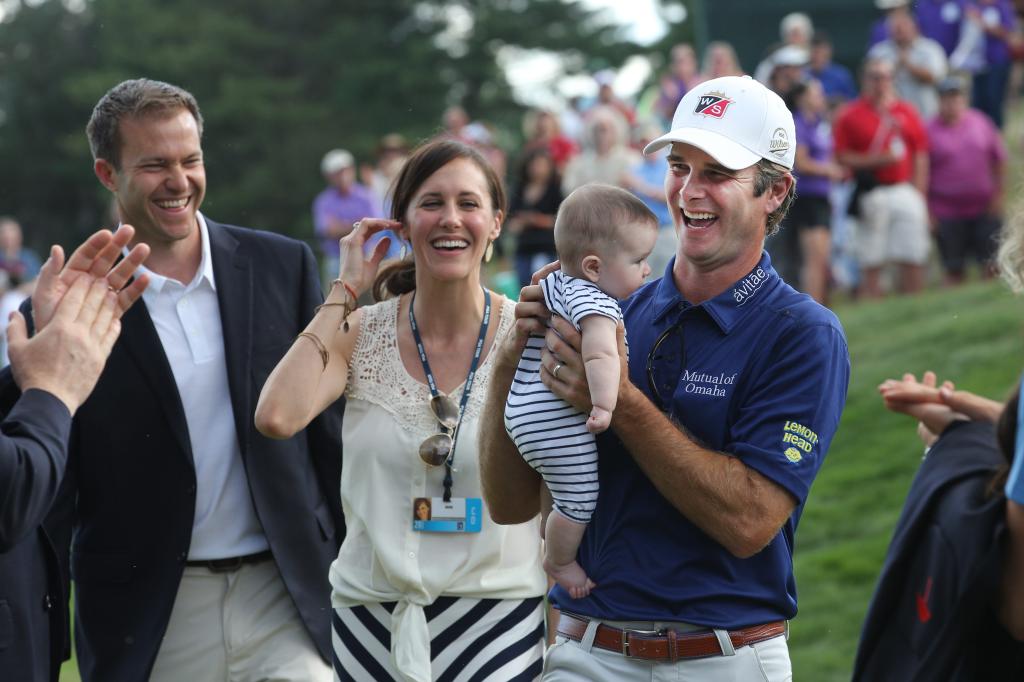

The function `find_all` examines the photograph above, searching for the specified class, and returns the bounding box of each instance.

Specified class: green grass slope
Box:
[790,279,1023,679]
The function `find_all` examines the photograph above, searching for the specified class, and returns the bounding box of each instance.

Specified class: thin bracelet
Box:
[296,332,329,371]
[328,279,360,332]
[330,279,359,304]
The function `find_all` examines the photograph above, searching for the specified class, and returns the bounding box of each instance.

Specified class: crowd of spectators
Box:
[308,0,1023,304]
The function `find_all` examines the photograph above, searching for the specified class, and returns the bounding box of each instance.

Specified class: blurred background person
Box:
[652,43,703,128]
[966,0,1019,128]
[521,108,577,173]
[809,31,859,106]
[755,12,814,84]
[927,74,1006,285]
[368,133,409,216]
[834,57,931,298]
[313,148,383,287]
[785,79,847,305]
[506,147,563,287]
[700,40,745,81]
[0,217,41,288]
[767,44,811,97]
[561,105,638,194]
[869,7,948,119]
[590,69,636,126]
[916,0,969,55]
[622,121,673,279]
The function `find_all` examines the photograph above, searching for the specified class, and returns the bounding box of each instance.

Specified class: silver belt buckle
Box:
[621,627,665,657]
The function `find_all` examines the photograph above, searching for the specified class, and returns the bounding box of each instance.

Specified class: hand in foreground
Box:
[879,371,972,447]
[33,225,150,330]
[9,276,123,414]
[336,218,403,296]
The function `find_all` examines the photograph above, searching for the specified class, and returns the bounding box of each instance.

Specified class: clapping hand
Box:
[879,370,1004,447]
[32,225,149,331]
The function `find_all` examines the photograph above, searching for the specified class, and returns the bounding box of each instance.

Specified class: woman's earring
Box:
[484,240,494,263]
[399,242,408,260]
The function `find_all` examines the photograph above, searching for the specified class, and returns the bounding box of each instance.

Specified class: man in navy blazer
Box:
[1,226,149,682]
[34,79,345,681]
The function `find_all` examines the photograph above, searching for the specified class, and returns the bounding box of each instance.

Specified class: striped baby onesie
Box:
[504,270,622,523]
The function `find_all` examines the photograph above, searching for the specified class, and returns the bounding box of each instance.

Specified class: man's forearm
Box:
[479,349,542,524]
[611,382,795,558]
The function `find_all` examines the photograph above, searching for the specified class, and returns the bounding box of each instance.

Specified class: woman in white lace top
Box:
[256,139,546,682]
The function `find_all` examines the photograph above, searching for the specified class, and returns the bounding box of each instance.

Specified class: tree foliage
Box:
[0,0,643,249]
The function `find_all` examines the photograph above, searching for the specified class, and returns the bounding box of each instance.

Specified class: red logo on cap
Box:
[695,92,732,119]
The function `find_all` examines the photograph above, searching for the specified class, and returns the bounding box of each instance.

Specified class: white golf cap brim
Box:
[643,127,763,171]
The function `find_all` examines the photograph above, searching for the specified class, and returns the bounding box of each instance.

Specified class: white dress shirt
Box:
[135,214,268,559]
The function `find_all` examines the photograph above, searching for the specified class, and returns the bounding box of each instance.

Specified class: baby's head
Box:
[555,184,660,299]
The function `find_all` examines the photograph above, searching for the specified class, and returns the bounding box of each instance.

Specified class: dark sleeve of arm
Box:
[297,241,346,541]
[0,387,73,550]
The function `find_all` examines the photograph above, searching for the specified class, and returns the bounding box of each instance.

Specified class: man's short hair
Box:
[555,184,658,269]
[754,158,796,236]
[86,78,203,167]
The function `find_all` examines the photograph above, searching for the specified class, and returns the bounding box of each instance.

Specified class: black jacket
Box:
[0,380,74,682]
[853,421,1024,681]
[28,219,345,681]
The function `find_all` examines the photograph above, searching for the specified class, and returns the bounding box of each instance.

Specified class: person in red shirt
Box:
[834,56,931,297]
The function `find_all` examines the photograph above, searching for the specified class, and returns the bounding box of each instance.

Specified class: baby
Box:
[505,183,659,598]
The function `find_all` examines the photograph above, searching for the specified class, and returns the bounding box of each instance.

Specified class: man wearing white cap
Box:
[312,148,382,285]
[480,76,850,680]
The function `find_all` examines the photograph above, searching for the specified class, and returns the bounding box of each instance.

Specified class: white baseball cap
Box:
[321,149,355,175]
[643,75,796,170]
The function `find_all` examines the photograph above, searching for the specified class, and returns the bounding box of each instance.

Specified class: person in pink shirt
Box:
[927,74,1007,284]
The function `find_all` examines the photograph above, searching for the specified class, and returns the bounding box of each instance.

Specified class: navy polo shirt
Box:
[550,252,850,628]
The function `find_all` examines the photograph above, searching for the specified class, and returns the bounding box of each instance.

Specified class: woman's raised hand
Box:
[337,218,403,295]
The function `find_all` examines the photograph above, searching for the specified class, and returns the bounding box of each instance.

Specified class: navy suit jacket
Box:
[0,383,73,682]
[34,219,345,681]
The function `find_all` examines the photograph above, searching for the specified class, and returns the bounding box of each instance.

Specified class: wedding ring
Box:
[553,363,563,379]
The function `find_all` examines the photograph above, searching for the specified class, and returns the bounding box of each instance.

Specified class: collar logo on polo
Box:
[768,128,790,157]
[695,91,732,119]
[732,267,769,305]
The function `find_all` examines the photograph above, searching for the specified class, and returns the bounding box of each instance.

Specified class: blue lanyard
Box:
[409,287,491,500]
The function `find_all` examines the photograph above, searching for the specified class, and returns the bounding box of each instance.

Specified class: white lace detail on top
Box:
[346,295,513,434]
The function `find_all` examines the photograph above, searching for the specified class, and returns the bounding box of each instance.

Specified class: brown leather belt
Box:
[185,549,273,573]
[556,611,786,661]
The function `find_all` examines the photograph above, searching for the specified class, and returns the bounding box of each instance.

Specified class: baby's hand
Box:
[587,406,612,434]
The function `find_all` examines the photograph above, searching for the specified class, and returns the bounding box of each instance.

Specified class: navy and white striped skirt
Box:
[333,595,545,681]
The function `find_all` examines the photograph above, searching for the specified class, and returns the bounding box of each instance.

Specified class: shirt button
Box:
[42,594,52,611]
[408,552,416,559]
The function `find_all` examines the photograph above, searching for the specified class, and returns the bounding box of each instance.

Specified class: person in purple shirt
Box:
[871,0,969,55]
[917,0,969,54]
[927,74,1007,284]
[785,78,846,304]
[312,148,386,286]
[966,0,1018,127]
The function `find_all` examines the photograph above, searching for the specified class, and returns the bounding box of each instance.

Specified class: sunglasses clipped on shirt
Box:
[419,393,460,467]
[646,321,685,411]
